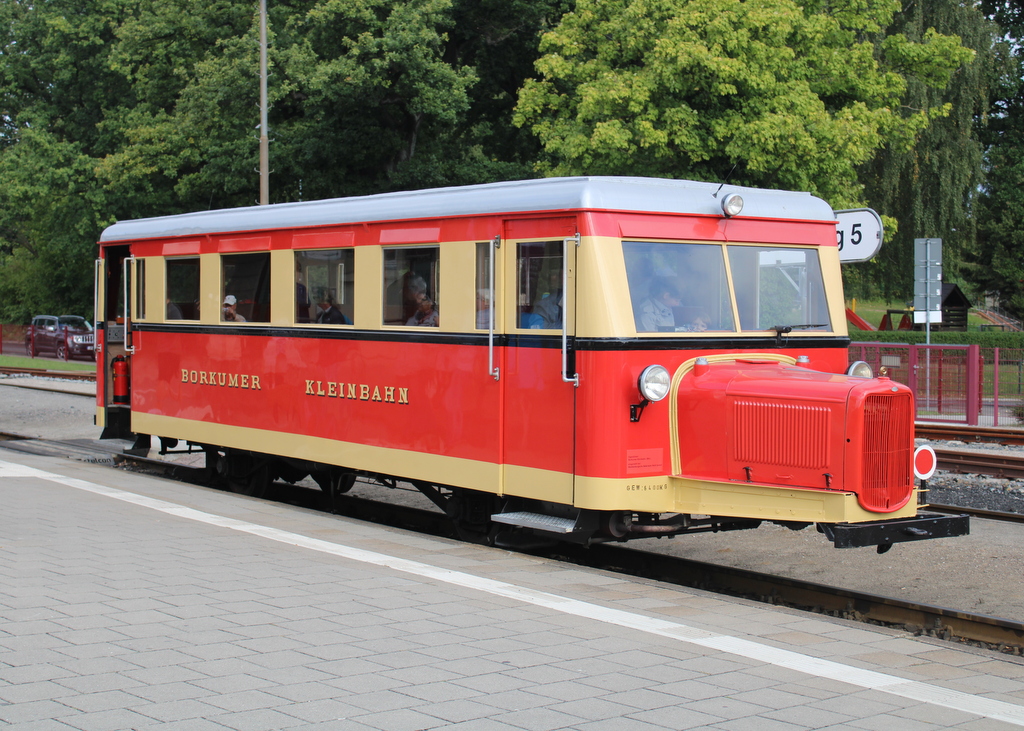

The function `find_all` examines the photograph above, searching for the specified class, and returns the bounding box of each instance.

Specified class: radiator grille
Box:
[733,400,831,469]
[860,393,914,511]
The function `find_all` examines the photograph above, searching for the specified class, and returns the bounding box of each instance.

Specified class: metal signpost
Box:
[914,238,943,345]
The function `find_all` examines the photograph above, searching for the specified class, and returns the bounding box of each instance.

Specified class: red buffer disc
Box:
[913,444,937,481]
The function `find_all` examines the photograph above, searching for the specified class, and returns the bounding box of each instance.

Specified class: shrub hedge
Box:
[848,329,1024,347]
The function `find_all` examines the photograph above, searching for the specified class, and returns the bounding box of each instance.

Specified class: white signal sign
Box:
[835,208,883,263]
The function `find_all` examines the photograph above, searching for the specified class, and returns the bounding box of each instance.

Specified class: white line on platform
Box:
[4,458,1024,726]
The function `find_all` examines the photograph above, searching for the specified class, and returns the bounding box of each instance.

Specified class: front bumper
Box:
[818,512,969,550]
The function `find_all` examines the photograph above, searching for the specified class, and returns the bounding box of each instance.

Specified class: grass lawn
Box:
[846,299,986,330]
[0,354,95,372]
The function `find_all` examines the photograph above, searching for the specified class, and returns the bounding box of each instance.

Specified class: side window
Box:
[166,257,200,321]
[383,247,439,327]
[135,259,146,320]
[475,242,492,330]
[295,249,354,325]
[516,241,562,329]
[221,252,271,323]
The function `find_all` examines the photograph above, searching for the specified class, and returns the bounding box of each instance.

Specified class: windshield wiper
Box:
[771,324,828,346]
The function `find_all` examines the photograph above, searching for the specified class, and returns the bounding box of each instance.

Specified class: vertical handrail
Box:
[488,235,500,381]
[561,233,580,387]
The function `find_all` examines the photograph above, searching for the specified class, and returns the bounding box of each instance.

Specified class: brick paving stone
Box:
[490,705,587,731]
[55,708,161,731]
[350,707,448,731]
[205,707,308,731]
[344,689,422,713]
[574,719,675,731]
[464,688,550,711]
[629,705,725,729]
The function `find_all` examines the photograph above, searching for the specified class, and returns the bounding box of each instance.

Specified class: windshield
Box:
[623,241,831,334]
[58,316,93,331]
[728,246,830,331]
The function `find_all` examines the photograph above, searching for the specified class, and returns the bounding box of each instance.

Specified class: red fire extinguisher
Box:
[112,355,130,404]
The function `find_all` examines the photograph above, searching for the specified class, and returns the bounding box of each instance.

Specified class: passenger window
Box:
[166,257,200,320]
[295,249,354,325]
[475,242,492,330]
[135,259,146,320]
[221,252,271,323]
[623,241,735,333]
[383,247,439,327]
[516,242,562,329]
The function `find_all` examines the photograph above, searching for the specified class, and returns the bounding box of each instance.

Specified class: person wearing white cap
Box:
[222,294,246,322]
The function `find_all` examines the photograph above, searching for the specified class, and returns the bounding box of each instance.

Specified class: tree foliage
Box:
[971,0,1024,319]
[0,0,564,321]
[514,0,973,209]
[0,0,1015,323]
[846,0,995,304]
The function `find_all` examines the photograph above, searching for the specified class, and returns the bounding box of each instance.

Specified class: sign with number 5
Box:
[835,208,883,263]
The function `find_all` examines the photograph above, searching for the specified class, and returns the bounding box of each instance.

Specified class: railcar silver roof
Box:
[99,176,836,242]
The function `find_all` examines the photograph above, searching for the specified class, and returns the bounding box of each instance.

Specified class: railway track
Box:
[0,366,96,381]
[916,423,1024,445]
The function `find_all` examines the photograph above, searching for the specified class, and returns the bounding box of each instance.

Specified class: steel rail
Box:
[928,503,1024,525]
[0,366,96,381]
[934,447,1024,480]
[917,423,1024,446]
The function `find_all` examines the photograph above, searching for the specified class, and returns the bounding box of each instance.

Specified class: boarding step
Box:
[491,511,576,533]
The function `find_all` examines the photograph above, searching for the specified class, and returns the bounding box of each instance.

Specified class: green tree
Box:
[514,0,973,210]
[970,0,1024,319]
[848,0,995,305]
[0,0,137,321]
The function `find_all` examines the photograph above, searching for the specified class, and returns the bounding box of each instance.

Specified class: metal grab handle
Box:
[488,235,499,380]
[561,233,579,387]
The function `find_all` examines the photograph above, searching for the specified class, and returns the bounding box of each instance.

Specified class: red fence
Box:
[850,342,1024,426]
[0,324,29,357]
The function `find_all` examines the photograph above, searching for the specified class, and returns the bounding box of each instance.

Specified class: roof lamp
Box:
[721,193,744,217]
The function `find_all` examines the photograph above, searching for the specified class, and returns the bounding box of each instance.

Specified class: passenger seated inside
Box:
[637,277,680,331]
[407,290,438,327]
[316,294,350,325]
[222,295,246,322]
[531,268,563,328]
[675,307,710,332]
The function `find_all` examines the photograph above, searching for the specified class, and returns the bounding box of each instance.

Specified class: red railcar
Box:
[95,176,967,550]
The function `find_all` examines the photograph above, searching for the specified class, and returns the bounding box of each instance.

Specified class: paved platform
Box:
[1,449,1023,731]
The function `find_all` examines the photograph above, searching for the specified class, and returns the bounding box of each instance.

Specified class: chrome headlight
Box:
[847,360,873,378]
[638,365,671,402]
[721,193,744,217]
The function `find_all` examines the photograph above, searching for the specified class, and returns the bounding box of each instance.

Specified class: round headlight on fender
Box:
[846,361,873,378]
[638,364,671,402]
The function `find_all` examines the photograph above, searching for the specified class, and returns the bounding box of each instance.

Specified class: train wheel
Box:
[224,452,273,499]
[446,489,499,545]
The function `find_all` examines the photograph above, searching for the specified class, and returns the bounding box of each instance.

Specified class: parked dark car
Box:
[25,315,95,361]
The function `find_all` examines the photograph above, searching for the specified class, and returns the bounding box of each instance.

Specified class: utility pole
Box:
[259,0,269,205]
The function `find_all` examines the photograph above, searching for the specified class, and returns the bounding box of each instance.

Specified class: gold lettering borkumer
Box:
[181,369,262,390]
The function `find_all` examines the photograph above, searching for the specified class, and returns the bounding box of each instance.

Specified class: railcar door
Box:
[97,244,135,439]
[500,218,578,505]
